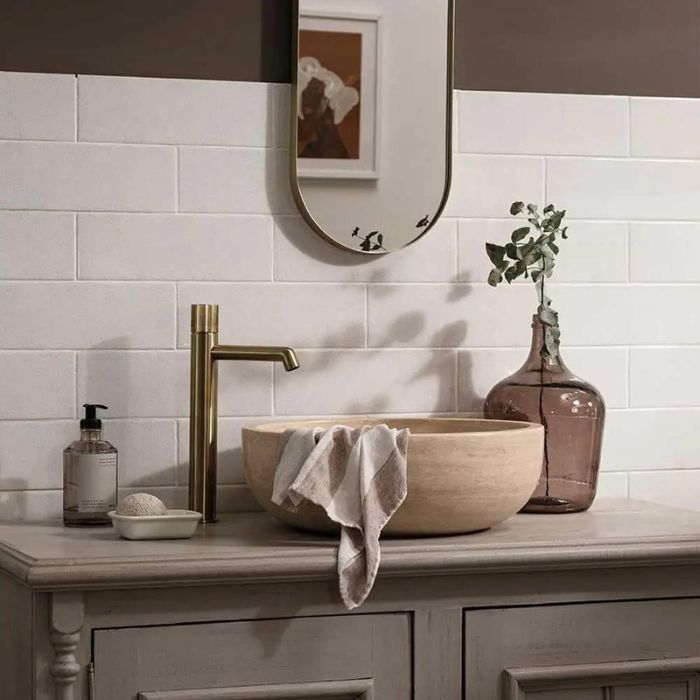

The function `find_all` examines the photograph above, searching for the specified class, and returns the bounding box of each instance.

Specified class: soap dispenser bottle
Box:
[63,404,118,527]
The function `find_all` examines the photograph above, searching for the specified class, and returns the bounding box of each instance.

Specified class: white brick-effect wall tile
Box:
[1,70,699,518]
[459,92,629,157]
[0,212,76,279]
[459,220,628,283]
[0,353,75,419]
[0,72,76,141]
[177,283,366,348]
[630,97,700,159]
[78,75,273,147]
[77,351,272,418]
[0,282,175,349]
[0,142,176,212]
[78,213,273,281]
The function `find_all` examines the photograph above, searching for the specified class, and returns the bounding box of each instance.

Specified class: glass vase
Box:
[484,316,605,513]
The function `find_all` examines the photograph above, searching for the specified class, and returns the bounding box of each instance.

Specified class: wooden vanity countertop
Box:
[1,499,699,591]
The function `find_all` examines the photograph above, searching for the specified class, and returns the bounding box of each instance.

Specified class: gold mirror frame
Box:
[288,0,455,255]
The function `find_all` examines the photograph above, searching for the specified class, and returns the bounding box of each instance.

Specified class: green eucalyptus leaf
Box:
[543,204,555,214]
[531,269,543,283]
[550,242,560,254]
[485,243,506,266]
[541,246,555,260]
[538,306,558,326]
[505,243,522,260]
[528,217,541,229]
[510,201,525,215]
[511,226,530,243]
[487,268,502,287]
[527,203,539,217]
[550,210,566,229]
[561,226,569,239]
[544,327,560,359]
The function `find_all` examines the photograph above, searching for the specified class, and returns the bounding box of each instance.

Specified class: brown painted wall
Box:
[1,0,699,96]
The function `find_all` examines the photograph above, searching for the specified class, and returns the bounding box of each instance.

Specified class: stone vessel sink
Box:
[242,417,544,536]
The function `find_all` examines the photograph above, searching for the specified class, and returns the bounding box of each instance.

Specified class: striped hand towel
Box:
[271,424,409,609]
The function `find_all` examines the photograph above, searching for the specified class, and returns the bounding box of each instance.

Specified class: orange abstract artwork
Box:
[297,29,362,160]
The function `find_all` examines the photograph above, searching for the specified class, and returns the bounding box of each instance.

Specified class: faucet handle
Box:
[191,304,219,333]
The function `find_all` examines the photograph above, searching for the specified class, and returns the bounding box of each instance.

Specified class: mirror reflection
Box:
[291,0,454,254]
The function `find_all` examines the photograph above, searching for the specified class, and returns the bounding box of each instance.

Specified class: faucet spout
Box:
[188,304,300,523]
[211,345,300,372]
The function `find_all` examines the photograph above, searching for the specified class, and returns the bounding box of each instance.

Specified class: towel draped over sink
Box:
[272,424,409,609]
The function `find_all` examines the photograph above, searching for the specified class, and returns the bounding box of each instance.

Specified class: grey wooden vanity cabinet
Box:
[1,499,700,700]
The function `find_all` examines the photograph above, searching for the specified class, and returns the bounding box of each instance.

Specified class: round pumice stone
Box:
[116,493,167,517]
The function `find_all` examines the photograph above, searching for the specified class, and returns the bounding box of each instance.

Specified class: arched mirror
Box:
[290,0,454,254]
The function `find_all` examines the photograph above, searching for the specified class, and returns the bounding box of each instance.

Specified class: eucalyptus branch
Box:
[485,201,569,360]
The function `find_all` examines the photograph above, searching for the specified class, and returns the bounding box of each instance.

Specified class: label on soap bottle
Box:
[72,454,118,513]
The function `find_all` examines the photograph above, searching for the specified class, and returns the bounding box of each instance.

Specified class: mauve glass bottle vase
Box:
[484,316,605,513]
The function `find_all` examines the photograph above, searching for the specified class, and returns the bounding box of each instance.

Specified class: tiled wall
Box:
[1,71,700,519]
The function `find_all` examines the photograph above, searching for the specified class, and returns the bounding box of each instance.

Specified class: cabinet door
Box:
[93,613,411,700]
[464,598,700,699]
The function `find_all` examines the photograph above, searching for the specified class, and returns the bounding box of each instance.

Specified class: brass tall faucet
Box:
[189,304,299,523]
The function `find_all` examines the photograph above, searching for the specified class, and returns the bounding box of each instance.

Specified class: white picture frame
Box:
[296,11,381,180]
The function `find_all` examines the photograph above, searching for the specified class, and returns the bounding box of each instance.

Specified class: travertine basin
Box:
[242,417,544,536]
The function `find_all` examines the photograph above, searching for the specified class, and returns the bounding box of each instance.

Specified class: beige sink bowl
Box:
[242,417,544,536]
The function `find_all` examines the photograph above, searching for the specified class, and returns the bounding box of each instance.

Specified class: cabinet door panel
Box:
[465,598,700,700]
[138,679,373,699]
[529,691,602,700]
[614,684,690,700]
[94,614,410,700]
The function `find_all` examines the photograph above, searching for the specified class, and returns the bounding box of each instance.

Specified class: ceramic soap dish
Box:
[109,510,201,540]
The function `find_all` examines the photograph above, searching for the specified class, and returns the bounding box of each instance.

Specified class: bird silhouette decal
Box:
[351,227,386,252]
[417,215,430,228]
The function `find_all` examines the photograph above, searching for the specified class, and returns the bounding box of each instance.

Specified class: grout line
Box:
[364,284,370,347]
[626,97,632,157]
[173,418,181,486]
[1,280,695,287]
[73,75,79,142]
[269,216,276,282]
[454,150,700,164]
[454,221,460,281]
[0,137,275,151]
[625,346,631,409]
[73,351,79,418]
[3,206,700,225]
[173,284,179,350]
[174,147,180,211]
[626,222,632,282]
[270,365,276,417]
[542,156,547,203]
[4,135,700,163]
[73,213,78,280]
[453,90,459,152]
[4,344,700,353]
[453,351,459,412]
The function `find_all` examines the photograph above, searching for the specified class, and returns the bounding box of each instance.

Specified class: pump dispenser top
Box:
[81,403,108,430]
[64,403,117,526]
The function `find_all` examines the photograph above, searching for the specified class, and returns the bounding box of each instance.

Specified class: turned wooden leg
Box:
[50,593,84,700]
